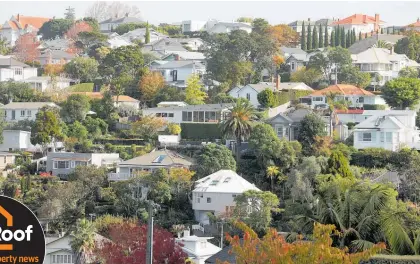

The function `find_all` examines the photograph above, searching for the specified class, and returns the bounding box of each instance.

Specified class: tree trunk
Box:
[270,176,274,192]
[236,137,241,162]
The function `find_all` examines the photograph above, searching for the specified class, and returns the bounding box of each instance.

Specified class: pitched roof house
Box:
[1,102,58,122]
[0,55,38,81]
[348,34,405,54]
[99,15,143,33]
[403,18,420,32]
[332,13,385,34]
[0,14,51,45]
[69,92,140,109]
[176,229,221,264]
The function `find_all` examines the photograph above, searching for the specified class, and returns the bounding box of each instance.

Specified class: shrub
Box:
[361,254,420,264]
[363,104,387,110]
[351,148,392,168]
[180,123,222,140]
[276,90,312,105]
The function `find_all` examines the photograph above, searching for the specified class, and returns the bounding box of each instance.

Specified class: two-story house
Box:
[351,47,420,86]
[353,110,419,151]
[0,14,50,45]
[192,170,260,224]
[142,103,233,124]
[47,152,121,179]
[306,84,387,109]
[99,15,143,33]
[151,60,205,87]
[175,229,221,264]
[0,55,37,81]
[109,149,193,181]
[332,13,385,34]
[1,102,58,122]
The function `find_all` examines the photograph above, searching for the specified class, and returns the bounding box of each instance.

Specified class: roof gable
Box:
[193,170,260,193]
[332,14,385,25]
[267,113,293,124]
[310,84,374,96]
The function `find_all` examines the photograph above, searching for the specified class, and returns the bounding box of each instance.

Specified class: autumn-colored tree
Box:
[139,70,166,102]
[185,74,207,105]
[14,32,40,62]
[273,55,285,67]
[44,64,64,76]
[94,222,187,264]
[313,135,333,157]
[65,21,93,40]
[220,221,385,264]
[130,116,167,141]
[166,123,181,135]
[268,24,300,47]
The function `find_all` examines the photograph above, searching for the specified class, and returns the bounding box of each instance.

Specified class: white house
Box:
[142,103,233,125]
[99,15,143,33]
[192,170,260,224]
[306,84,387,109]
[157,101,188,108]
[122,28,167,44]
[207,22,252,34]
[171,38,204,51]
[0,14,50,45]
[152,60,206,86]
[107,33,133,48]
[0,55,37,81]
[21,76,73,92]
[332,13,385,34]
[0,130,64,153]
[1,102,58,122]
[351,47,420,86]
[113,95,140,110]
[181,20,208,33]
[47,152,121,179]
[109,149,193,181]
[176,229,221,264]
[353,110,419,151]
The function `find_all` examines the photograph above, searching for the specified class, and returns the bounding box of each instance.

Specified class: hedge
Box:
[276,90,313,105]
[363,104,387,110]
[361,254,420,264]
[180,123,222,141]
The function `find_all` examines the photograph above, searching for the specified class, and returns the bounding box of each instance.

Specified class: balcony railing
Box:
[108,173,131,181]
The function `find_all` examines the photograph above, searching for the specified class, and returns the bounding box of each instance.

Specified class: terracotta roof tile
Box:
[15,15,51,30]
[7,21,19,30]
[335,109,364,114]
[310,84,374,96]
[332,14,385,25]
[406,19,420,27]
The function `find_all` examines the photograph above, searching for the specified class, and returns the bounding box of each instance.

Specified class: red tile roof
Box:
[311,84,374,96]
[332,14,385,25]
[406,18,420,27]
[335,109,364,114]
[14,15,51,29]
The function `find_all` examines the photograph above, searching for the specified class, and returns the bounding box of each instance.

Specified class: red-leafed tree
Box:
[14,32,40,62]
[65,21,93,40]
[94,222,187,264]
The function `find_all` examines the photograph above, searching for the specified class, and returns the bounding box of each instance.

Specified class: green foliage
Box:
[276,90,312,105]
[114,22,149,35]
[83,116,108,139]
[31,107,63,148]
[67,121,88,141]
[400,67,419,78]
[68,83,94,92]
[38,18,73,39]
[157,23,182,37]
[90,92,117,122]
[152,86,185,107]
[180,123,222,140]
[166,123,181,135]
[395,32,420,62]
[361,255,420,264]
[338,65,372,88]
[233,190,280,232]
[64,57,99,82]
[257,89,277,108]
[306,24,312,51]
[145,22,150,44]
[185,74,207,105]
[61,94,91,123]
[301,22,306,50]
[0,81,49,104]
[363,104,387,110]
[382,77,420,109]
[195,143,236,176]
[290,67,322,87]
[297,113,327,155]
[326,151,353,178]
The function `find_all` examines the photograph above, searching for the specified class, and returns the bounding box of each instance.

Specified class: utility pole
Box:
[145,201,154,264]
[334,63,338,85]
[220,221,224,248]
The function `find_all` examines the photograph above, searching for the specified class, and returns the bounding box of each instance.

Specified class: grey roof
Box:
[39,38,71,50]
[100,17,143,24]
[348,34,406,54]
[2,102,57,110]
[118,149,193,167]
[39,50,75,60]
[145,103,233,112]
[280,47,307,55]
[288,18,335,27]
[205,245,235,263]
[268,108,328,124]
[154,60,195,69]
[247,83,276,93]
[23,76,73,82]
[143,38,187,52]
[162,51,205,60]
[351,48,419,66]
[0,56,29,67]
[122,28,167,41]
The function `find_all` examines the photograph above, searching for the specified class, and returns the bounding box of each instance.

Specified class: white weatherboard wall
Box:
[235,86,259,107]
[142,108,182,123]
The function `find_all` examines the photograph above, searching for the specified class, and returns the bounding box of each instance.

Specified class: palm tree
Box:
[70,218,97,264]
[376,40,392,50]
[221,98,257,162]
[266,166,280,192]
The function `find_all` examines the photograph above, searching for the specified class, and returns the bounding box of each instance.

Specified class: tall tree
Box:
[341,27,346,47]
[359,31,362,41]
[318,24,323,48]
[195,144,236,176]
[268,24,299,47]
[145,22,150,44]
[324,24,329,47]
[382,77,420,109]
[326,151,353,178]
[312,25,318,49]
[64,57,99,83]
[297,113,327,155]
[306,24,312,50]
[185,74,207,105]
[70,219,96,264]
[335,27,340,47]
[38,19,73,40]
[61,94,91,123]
[138,69,165,102]
[64,6,76,21]
[221,99,256,162]
[14,33,40,62]
[31,106,63,154]
[352,28,356,45]
[330,30,335,47]
[301,21,306,50]
[395,32,420,62]
[0,37,11,55]
[65,21,93,40]
[346,31,351,48]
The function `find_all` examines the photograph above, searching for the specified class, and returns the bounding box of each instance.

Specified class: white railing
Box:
[192,223,205,233]
[108,173,131,181]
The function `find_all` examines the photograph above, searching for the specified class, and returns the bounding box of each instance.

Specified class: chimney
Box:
[374,14,380,32]
[390,46,394,54]
[183,229,190,238]
[363,15,367,23]
[175,54,180,61]
[276,74,281,90]
[17,14,20,21]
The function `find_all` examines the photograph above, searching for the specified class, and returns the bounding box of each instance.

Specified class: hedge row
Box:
[351,148,415,169]
[277,90,313,105]
[180,123,222,141]
[361,254,420,264]
[363,104,387,110]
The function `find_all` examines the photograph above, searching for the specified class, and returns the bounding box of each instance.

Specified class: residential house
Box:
[171,38,204,51]
[228,81,313,108]
[402,18,420,32]
[1,102,58,122]
[176,229,221,264]
[68,92,140,110]
[335,109,404,124]
[267,108,332,140]
[21,76,73,92]
[181,20,209,33]
[151,60,206,87]
[0,55,37,81]
[122,28,167,44]
[280,46,307,58]
[161,51,205,62]
[157,101,188,108]
[0,152,18,171]
[0,14,50,45]
[142,103,233,124]
[143,38,187,53]
[353,110,419,151]
[331,14,385,34]
[192,170,260,224]
[205,245,235,264]
[37,38,72,51]
[109,149,193,181]
[0,130,64,153]
[305,84,387,109]
[285,49,325,73]
[207,22,252,34]
[46,152,121,178]
[38,49,75,66]
[351,47,420,86]
[348,34,406,54]
[107,33,133,48]
[99,15,143,33]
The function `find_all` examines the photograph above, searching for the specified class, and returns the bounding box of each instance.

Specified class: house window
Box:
[358,97,364,103]
[232,194,237,198]
[386,132,392,143]
[276,125,284,138]
[52,254,74,263]
[156,113,162,117]
[246,93,251,101]
[3,157,6,163]
[14,68,22,75]
[27,110,31,116]
[313,97,323,102]
[75,161,88,167]
[182,111,193,122]
[291,62,295,70]
[161,113,168,117]
[207,197,211,203]
[380,132,384,142]
[210,180,219,186]
[358,132,375,142]
[20,110,25,117]
[168,113,174,117]
[53,161,70,169]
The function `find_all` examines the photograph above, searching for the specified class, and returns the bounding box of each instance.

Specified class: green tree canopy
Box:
[61,94,91,123]
[64,57,99,83]
[185,74,207,105]
[66,121,89,141]
[38,18,73,40]
[338,65,371,88]
[399,67,419,78]
[395,32,420,62]
[30,107,63,150]
[257,88,277,108]
[195,143,236,177]
[326,151,353,178]
[381,77,420,109]
[297,113,327,155]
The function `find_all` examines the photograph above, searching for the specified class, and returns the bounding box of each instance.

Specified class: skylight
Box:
[209,180,219,186]
[223,177,231,183]
[152,155,166,163]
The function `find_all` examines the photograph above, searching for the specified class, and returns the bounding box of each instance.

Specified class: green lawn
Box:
[68,83,94,92]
